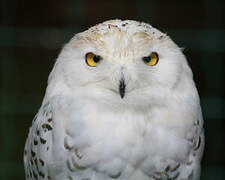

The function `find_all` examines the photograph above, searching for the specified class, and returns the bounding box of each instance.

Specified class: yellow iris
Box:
[143,52,159,66]
[85,52,101,67]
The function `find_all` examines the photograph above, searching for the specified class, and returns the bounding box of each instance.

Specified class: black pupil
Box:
[143,56,151,63]
[93,55,100,63]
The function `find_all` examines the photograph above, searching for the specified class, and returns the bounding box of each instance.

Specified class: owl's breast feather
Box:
[63,99,191,176]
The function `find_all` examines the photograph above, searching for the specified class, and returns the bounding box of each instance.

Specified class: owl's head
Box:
[48,20,195,109]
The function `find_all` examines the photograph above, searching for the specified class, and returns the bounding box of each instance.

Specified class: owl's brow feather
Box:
[71,30,155,58]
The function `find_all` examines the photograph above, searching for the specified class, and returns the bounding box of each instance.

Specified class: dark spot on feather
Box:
[109,171,122,179]
[194,119,200,126]
[36,130,40,136]
[39,171,45,178]
[108,24,119,29]
[158,35,164,40]
[186,161,193,165]
[34,139,38,145]
[75,149,83,159]
[64,136,73,151]
[64,140,72,150]
[164,165,170,172]
[194,136,201,151]
[39,159,45,166]
[31,150,36,157]
[72,157,86,170]
[48,118,52,123]
[32,116,37,123]
[170,163,180,172]
[42,123,53,131]
[40,137,47,144]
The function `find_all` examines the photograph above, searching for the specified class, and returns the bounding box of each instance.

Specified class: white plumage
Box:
[24,19,204,180]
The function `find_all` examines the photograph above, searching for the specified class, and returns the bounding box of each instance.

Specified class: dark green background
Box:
[0,0,224,179]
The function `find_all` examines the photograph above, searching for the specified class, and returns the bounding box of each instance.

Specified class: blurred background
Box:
[0,0,224,179]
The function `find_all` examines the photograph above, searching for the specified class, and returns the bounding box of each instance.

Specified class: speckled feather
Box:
[24,19,204,180]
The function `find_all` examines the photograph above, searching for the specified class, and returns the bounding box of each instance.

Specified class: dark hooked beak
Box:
[119,78,126,99]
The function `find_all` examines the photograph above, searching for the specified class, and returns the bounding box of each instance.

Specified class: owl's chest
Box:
[60,100,192,179]
[81,103,149,145]
[65,101,189,168]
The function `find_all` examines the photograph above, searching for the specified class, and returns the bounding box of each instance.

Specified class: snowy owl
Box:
[24,19,204,180]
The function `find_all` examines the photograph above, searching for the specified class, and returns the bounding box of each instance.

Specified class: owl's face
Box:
[53,20,193,108]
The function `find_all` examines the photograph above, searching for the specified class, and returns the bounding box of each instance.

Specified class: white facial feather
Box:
[24,19,204,180]
[49,20,194,108]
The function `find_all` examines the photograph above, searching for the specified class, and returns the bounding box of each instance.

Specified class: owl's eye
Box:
[85,52,102,67]
[142,52,159,66]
